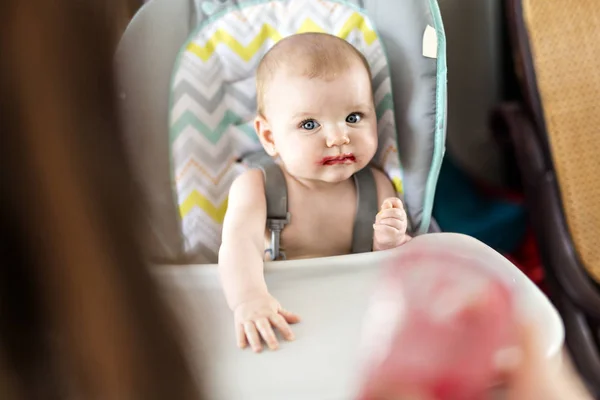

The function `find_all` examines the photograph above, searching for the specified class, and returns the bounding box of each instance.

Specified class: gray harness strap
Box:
[351,167,379,253]
[261,163,290,260]
[241,151,379,259]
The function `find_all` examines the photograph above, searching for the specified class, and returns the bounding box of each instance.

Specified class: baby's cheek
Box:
[358,133,378,163]
[281,145,312,171]
[290,141,314,158]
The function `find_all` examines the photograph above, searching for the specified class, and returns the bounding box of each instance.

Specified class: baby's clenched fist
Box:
[373,197,411,251]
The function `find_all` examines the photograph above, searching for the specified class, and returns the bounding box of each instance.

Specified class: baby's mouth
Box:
[320,153,356,165]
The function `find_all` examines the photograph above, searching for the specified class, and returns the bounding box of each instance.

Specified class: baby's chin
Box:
[286,169,354,186]
[284,158,371,185]
[315,166,362,184]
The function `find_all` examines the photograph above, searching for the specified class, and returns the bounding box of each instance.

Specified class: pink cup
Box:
[356,244,518,400]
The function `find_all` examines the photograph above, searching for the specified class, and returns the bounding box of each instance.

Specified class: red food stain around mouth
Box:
[320,153,356,165]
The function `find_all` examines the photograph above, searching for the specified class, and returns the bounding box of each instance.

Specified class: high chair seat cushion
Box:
[115,0,447,263]
[168,0,443,262]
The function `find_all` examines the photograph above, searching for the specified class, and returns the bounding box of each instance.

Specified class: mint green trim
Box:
[419,0,447,234]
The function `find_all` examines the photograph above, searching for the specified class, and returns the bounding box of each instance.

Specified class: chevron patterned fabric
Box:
[169,0,405,263]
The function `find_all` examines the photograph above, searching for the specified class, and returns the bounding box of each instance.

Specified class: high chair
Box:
[115,0,564,397]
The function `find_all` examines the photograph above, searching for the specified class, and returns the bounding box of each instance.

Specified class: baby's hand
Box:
[233,293,300,353]
[373,197,410,251]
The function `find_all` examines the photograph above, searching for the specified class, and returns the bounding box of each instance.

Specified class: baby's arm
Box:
[370,167,412,251]
[219,169,299,352]
[219,169,269,310]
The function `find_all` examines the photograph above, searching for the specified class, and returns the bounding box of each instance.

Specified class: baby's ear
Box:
[254,115,277,156]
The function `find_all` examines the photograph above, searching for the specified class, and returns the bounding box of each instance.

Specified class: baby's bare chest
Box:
[264,182,358,260]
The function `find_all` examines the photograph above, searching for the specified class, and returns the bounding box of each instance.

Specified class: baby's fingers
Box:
[279,308,301,324]
[236,322,248,349]
[375,208,406,224]
[381,197,404,210]
[255,317,279,350]
[376,217,406,232]
[243,321,263,353]
[373,224,397,238]
[270,313,296,341]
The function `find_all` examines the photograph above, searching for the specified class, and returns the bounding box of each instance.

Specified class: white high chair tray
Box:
[154,233,564,400]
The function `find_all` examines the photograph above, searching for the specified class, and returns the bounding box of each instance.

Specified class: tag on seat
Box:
[423,25,438,59]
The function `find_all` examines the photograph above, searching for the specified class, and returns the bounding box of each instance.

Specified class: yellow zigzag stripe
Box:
[337,12,377,44]
[297,18,326,34]
[378,144,403,194]
[187,12,377,62]
[392,177,404,195]
[188,24,281,62]
[180,190,228,222]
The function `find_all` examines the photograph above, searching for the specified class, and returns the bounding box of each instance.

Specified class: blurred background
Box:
[2,0,599,398]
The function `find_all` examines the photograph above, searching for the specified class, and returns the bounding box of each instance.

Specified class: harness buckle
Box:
[267,212,291,261]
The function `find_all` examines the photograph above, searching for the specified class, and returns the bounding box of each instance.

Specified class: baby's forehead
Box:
[263,38,367,76]
[262,70,374,115]
[269,63,363,84]
[256,33,372,114]
[264,63,370,96]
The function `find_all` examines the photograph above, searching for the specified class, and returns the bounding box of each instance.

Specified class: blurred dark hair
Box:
[0,0,201,399]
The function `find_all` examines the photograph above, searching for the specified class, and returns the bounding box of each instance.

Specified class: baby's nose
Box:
[325,128,350,147]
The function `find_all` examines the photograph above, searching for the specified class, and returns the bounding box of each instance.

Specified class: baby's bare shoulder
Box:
[369,166,397,207]
[224,169,266,225]
[229,169,264,201]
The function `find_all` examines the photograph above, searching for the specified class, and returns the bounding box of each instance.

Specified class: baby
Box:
[218,32,411,353]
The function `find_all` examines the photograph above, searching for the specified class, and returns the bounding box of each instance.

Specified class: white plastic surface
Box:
[153,233,564,400]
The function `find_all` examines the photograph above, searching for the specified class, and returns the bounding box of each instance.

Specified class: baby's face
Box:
[259,63,378,185]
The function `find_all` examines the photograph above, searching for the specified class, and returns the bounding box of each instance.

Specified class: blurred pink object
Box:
[357,243,518,400]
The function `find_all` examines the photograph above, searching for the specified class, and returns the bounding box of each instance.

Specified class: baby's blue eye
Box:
[301,120,319,130]
[346,113,362,124]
